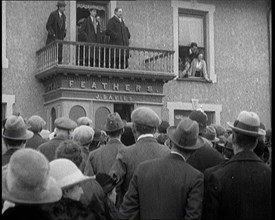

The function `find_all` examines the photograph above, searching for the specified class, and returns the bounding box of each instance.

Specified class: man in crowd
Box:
[46,1,67,64]
[119,118,204,219]
[203,111,271,220]
[106,7,131,69]
[189,42,199,62]
[85,112,126,176]
[38,116,77,162]
[2,115,33,166]
[76,116,93,127]
[109,107,170,208]
[187,109,224,172]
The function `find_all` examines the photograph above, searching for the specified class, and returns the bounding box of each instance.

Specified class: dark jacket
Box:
[46,10,66,45]
[119,153,204,220]
[203,150,271,220]
[2,205,54,220]
[106,16,130,46]
[2,148,19,167]
[109,136,170,207]
[25,132,46,150]
[85,138,126,176]
[187,137,224,173]
[78,16,99,43]
[37,136,67,162]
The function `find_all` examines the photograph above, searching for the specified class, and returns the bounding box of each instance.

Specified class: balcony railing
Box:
[36,40,174,74]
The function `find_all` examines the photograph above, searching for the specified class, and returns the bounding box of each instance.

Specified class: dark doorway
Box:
[114,104,134,122]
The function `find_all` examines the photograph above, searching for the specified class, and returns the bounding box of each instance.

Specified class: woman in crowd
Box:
[190,50,211,82]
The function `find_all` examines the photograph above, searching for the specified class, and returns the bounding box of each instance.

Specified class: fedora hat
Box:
[203,126,219,143]
[56,1,66,7]
[76,117,93,127]
[104,112,126,132]
[167,117,204,150]
[2,148,62,204]
[55,117,77,130]
[189,109,208,134]
[227,111,265,137]
[131,107,160,128]
[49,159,95,189]
[27,115,46,133]
[2,115,33,140]
[73,125,95,145]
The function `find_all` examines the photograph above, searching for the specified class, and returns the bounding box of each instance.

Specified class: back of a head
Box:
[158,120,170,134]
[189,109,208,135]
[72,125,95,146]
[121,125,135,146]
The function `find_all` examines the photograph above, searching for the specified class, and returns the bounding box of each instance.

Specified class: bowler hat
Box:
[55,117,77,130]
[76,117,93,127]
[49,159,95,189]
[167,117,204,150]
[131,107,160,128]
[104,112,126,132]
[73,125,95,145]
[189,109,208,134]
[227,111,265,137]
[2,115,33,140]
[27,115,46,133]
[2,148,62,204]
[158,120,170,134]
[56,1,66,7]
[203,126,219,143]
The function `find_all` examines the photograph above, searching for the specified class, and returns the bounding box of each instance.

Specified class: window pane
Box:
[179,16,204,47]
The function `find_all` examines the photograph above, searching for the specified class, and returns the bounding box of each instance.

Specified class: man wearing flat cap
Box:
[187,109,223,172]
[85,112,126,176]
[109,107,170,208]
[2,115,34,166]
[38,116,77,162]
[119,118,204,219]
[25,115,47,150]
[46,1,67,64]
[203,111,271,220]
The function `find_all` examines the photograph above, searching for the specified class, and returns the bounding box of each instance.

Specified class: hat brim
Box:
[227,122,265,137]
[62,175,95,190]
[2,130,33,140]
[211,137,220,143]
[2,168,62,204]
[104,121,126,132]
[167,126,204,150]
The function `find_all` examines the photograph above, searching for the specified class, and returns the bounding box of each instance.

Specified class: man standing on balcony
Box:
[46,1,67,64]
[78,6,101,67]
[106,7,131,69]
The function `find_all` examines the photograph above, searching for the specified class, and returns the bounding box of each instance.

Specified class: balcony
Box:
[36,40,175,82]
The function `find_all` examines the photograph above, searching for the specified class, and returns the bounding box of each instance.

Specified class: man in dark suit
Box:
[46,1,66,64]
[109,107,170,208]
[85,112,126,175]
[2,115,33,167]
[78,7,101,67]
[187,109,224,172]
[38,117,77,162]
[106,7,131,69]
[203,111,271,220]
[119,118,204,219]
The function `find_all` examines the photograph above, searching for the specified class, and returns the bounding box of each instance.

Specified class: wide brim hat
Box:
[167,118,205,150]
[227,111,265,137]
[2,115,33,140]
[2,149,62,204]
[104,112,126,132]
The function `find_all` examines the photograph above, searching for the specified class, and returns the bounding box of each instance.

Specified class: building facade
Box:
[2,0,271,130]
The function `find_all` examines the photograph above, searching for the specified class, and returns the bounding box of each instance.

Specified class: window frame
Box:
[2,95,15,118]
[172,0,216,83]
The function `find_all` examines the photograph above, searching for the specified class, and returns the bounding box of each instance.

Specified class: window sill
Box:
[176,76,213,83]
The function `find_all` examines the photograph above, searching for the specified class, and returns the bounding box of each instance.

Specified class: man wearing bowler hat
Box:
[2,115,33,166]
[119,118,204,219]
[46,1,67,64]
[109,107,170,208]
[85,112,126,176]
[38,116,77,162]
[187,109,223,172]
[203,111,271,220]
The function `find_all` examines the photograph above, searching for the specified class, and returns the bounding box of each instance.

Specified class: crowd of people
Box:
[1,106,272,220]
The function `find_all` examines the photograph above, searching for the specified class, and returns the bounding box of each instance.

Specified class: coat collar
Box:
[226,150,263,164]
[136,136,157,144]
[108,138,123,145]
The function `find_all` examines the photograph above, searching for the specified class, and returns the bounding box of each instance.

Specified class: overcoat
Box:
[203,150,271,220]
[119,153,204,220]
[109,136,170,207]
[2,148,19,167]
[46,10,66,45]
[85,138,126,176]
[78,16,98,43]
[25,132,46,150]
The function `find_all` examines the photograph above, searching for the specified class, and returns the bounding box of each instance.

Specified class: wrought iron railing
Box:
[36,40,174,74]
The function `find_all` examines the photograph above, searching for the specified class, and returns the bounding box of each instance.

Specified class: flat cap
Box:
[76,117,93,127]
[27,115,46,132]
[73,125,95,146]
[54,117,77,130]
[131,107,160,128]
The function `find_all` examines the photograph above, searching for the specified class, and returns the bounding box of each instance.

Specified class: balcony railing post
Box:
[99,45,101,68]
[123,48,126,69]
[103,47,106,68]
[108,47,111,68]
[93,45,96,67]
